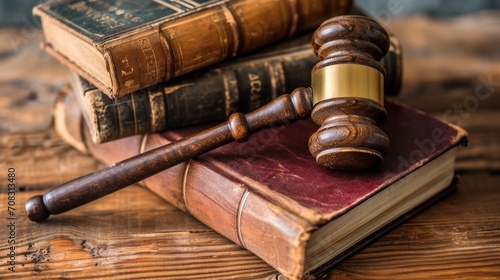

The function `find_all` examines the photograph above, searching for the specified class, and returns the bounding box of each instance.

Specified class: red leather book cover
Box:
[143,99,467,221]
[57,95,467,279]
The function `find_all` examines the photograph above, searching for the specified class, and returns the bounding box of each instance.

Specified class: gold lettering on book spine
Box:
[138,37,158,84]
[248,73,262,110]
[106,31,168,96]
[120,55,134,77]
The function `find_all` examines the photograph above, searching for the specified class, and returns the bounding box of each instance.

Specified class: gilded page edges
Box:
[388,99,469,148]
[267,59,287,101]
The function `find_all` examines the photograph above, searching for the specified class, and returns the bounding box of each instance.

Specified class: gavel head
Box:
[308,15,391,171]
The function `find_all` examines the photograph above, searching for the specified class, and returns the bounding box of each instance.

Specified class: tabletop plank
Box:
[0,129,101,188]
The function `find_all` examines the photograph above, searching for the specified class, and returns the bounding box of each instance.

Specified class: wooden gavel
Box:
[26,15,391,222]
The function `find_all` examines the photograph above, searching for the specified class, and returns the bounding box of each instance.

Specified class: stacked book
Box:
[35,0,467,279]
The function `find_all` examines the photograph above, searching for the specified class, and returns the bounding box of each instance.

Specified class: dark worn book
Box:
[70,34,402,144]
[55,90,467,279]
[69,37,316,143]
[34,0,352,98]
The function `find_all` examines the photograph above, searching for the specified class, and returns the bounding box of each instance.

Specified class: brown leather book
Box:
[69,32,402,144]
[34,0,352,98]
[55,91,467,279]
[69,37,317,144]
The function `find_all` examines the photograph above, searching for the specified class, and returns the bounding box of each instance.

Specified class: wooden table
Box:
[1,12,499,279]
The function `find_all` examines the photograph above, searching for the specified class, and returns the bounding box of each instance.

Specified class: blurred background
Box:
[1,0,500,25]
[359,0,500,17]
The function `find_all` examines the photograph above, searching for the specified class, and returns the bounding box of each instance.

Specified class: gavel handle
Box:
[25,88,313,222]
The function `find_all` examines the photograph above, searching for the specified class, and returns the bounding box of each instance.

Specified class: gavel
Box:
[26,15,391,222]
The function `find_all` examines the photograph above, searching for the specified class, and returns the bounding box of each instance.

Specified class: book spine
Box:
[56,89,314,278]
[84,47,318,143]
[54,101,313,279]
[100,0,352,97]
[82,33,401,144]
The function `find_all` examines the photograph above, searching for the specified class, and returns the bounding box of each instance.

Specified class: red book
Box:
[56,93,467,279]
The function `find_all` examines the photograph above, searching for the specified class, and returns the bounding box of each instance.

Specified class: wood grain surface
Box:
[2,187,278,279]
[1,10,499,279]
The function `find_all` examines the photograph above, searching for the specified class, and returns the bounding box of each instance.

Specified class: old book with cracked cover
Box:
[55,89,467,279]
[68,33,402,143]
[35,0,352,98]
